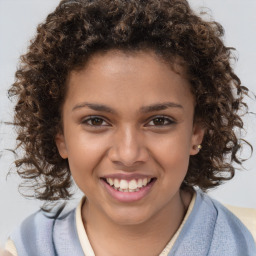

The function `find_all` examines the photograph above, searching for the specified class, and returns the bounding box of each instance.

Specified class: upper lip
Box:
[101,173,155,181]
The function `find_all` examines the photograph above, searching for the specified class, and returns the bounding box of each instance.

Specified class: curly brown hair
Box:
[9,0,250,202]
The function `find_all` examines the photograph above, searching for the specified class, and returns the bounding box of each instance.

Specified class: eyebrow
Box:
[72,102,116,113]
[72,102,183,113]
[140,102,183,113]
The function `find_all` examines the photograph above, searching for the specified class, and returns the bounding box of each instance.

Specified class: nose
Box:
[108,125,149,167]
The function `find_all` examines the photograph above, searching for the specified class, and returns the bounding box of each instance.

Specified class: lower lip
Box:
[101,179,156,203]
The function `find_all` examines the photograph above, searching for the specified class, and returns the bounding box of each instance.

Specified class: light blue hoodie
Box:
[10,190,256,255]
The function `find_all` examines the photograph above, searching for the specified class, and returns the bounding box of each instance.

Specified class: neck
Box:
[82,189,192,256]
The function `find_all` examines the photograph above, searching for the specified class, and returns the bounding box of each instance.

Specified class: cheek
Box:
[65,132,109,180]
[148,130,192,184]
[150,130,192,162]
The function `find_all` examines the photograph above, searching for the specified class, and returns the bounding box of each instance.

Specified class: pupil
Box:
[92,118,102,125]
[154,118,164,125]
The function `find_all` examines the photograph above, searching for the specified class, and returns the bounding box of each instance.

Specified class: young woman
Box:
[5,0,256,255]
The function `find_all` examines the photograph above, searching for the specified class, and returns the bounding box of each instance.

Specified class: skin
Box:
[56,49,204,256]
[0,249,13,256]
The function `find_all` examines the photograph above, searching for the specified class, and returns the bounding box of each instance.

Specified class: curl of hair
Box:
[9,0,250,202]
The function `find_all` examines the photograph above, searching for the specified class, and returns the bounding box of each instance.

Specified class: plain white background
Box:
[0,0,255,244]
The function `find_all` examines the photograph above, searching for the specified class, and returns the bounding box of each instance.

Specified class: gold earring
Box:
[197,145,202,151]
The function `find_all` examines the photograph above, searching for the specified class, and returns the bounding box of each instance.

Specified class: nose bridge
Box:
[109,124,148,166]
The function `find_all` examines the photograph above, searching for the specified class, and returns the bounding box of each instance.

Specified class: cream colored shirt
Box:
[6,193,196,256]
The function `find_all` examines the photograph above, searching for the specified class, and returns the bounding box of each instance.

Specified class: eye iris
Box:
[91,118,103,125]
[153,118,165,125]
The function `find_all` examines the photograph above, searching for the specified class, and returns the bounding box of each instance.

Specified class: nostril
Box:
[107,139,149,167]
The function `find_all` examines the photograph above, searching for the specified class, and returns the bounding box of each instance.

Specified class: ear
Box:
[190,122,205,155]
[55,133,68,159]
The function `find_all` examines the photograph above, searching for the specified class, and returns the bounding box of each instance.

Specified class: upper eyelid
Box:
[145,115,175,123]
[81,115,176,125]
[82,116,110,125]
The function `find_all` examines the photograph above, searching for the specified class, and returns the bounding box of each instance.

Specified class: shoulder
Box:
[10,205,76,256]
[197,190,256,255]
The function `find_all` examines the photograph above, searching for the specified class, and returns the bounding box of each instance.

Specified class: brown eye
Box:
[147,116,174,126]
[82,116,108,126]
[91,118,103,126]
[152,117,166,125]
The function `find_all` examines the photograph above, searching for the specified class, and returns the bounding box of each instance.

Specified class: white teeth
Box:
[120,179,129,190]
[142,178,147,186]
[108,178,114,186]
[128,179,137,190]
[105,177,153,192]
[114,179,120,188]
[137,179,142,188]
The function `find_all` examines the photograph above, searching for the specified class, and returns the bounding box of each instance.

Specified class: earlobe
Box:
[190,123,205,155]
[55,133,68,159]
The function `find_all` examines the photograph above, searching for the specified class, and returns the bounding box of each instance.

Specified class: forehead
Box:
[81,49,187,77]
[67,49,189,92]
[64,49,194,112]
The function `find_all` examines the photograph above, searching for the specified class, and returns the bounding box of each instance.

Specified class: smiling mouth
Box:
[101,177,156,193]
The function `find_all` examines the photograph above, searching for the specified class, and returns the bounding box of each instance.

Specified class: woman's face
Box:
[56,50,204,225]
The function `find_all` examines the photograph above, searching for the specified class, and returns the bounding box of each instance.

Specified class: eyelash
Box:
[82,115,175,128]
[82,116,109,127]
[146,116,175,127]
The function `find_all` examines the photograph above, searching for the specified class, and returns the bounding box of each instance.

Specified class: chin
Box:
[106,206,154,226]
